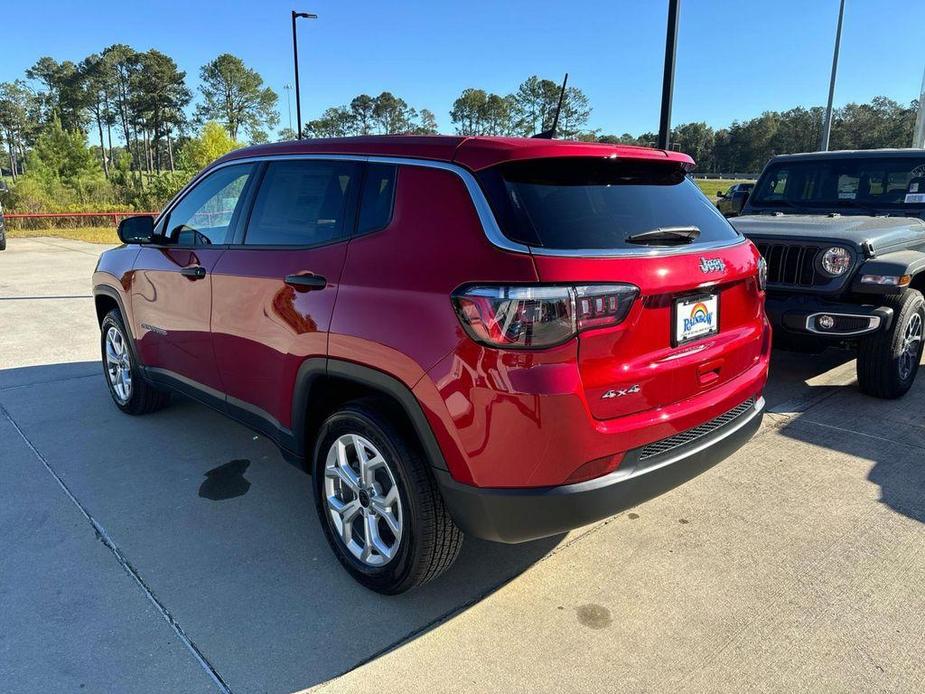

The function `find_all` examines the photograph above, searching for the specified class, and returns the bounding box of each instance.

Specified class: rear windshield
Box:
[477,157,739,250]
[750,157,925,210]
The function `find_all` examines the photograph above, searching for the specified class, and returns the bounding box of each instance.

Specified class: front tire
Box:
[100,309,170,415]
[857,290,925,399]
[312,400,462,594]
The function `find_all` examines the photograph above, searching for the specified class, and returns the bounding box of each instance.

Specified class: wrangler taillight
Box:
[451,284,638,349]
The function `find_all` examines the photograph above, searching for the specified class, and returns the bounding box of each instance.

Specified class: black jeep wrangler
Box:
[731,149,925,399]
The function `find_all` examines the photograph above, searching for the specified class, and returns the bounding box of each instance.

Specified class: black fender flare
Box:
[93,284,144,367]
[291,358,449,472]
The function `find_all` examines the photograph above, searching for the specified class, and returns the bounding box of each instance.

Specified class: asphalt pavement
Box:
[1,237,922,693]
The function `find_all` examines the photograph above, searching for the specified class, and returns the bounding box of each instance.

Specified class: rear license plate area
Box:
[673,293,720,346]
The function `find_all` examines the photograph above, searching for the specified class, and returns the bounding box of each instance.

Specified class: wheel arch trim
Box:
[292,358,449,472]
[93,284,144,367]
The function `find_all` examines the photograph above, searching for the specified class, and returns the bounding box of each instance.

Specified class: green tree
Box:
[349,94,377,135]
[670,122,715,171]
[15,117,109,206]
[26,57,89,132]
[511,76,591,137]
[450,88,489,135]
[0,80,39,179]
[195,54,279,142]
[556,86,592,139]
[372,92,416,134]
[450,89,514,136]
[413,108,439,135]
[78,53,117,177]
[179,121,240,171]
[277,127,298,142]
[305,107,354,138]
[130,50,191,172]
[102,44,142,171]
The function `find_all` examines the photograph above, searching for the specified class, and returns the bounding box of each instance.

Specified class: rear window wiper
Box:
[625,226,701,246]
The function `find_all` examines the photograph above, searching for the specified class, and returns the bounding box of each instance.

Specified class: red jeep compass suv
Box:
[93,136,770,593]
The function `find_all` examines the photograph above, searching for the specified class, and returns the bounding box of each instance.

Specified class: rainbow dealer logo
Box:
[683,302,714,332]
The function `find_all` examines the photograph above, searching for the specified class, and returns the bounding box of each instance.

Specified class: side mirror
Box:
[726,191,749,216]
[717,190,725,198]
[118,215,155,244]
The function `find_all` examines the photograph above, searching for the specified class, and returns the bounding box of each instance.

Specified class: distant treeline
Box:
[0,41,918,214]
[612,97,919,173]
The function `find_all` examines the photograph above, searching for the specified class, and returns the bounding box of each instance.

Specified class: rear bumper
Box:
[436,396,765,543]
[766,294,893,339]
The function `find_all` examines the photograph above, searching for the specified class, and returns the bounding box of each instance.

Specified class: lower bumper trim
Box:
[766,295,894,338]
[436,397,765,544]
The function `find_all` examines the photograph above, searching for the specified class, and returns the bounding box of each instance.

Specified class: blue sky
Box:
[3,0,923,137]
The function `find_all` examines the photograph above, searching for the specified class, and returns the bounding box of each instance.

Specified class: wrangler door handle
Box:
[285,273,327,290]
[180,265,206,280]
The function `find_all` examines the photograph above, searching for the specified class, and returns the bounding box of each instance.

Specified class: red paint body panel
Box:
[131,246,226,392]
[211,245,348,427]
[328,165,537,386]
[214,135,694,173]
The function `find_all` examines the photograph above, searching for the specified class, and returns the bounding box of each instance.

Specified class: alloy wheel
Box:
[105,326,133,403]
[898,312,923,381]
[323,434,403,567]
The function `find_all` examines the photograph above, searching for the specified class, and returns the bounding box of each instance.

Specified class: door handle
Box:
[285,273,327,290]
[180,265,207,280]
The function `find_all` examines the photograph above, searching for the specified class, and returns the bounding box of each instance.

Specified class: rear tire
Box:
[100,309,170,415]
[312,399,462,594]
[857,290,925,399]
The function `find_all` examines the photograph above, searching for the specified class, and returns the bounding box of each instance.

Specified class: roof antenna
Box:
[531,73,568,139]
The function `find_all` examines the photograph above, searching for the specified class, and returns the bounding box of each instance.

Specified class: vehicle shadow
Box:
[769,350,925,525]
[763,347,856,412]
[0,361,564,693]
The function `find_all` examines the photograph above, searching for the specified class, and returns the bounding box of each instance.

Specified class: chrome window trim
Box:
[805,312,882,336]
[155,152,745,258]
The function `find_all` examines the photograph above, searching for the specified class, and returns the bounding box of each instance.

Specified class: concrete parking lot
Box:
[1,237,923,693]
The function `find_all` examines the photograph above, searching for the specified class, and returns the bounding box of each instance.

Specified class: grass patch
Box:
[693,178,755,199]
[7,226,120,244]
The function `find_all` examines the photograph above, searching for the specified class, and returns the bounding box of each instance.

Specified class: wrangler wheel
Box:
[857,290,925,399]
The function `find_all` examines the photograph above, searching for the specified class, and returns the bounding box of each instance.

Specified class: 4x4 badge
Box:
[699,257,726,273]
[602,384,640,399]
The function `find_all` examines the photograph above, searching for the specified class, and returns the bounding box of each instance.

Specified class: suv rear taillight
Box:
[452,284,638,349]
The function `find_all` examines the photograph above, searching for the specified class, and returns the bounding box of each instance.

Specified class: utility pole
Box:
[657,0,680,150]
[291,10,318,139]
[819,0,846,152]
[913,65,925,148]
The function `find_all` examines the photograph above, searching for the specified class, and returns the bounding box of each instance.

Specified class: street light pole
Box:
[283,84,293,134]
[657,0,681,150]
[291,10,317,140]
[819,0,846,152]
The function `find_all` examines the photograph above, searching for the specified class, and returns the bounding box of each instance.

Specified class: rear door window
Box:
[243,159,361,246]
[478,158,739,250]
